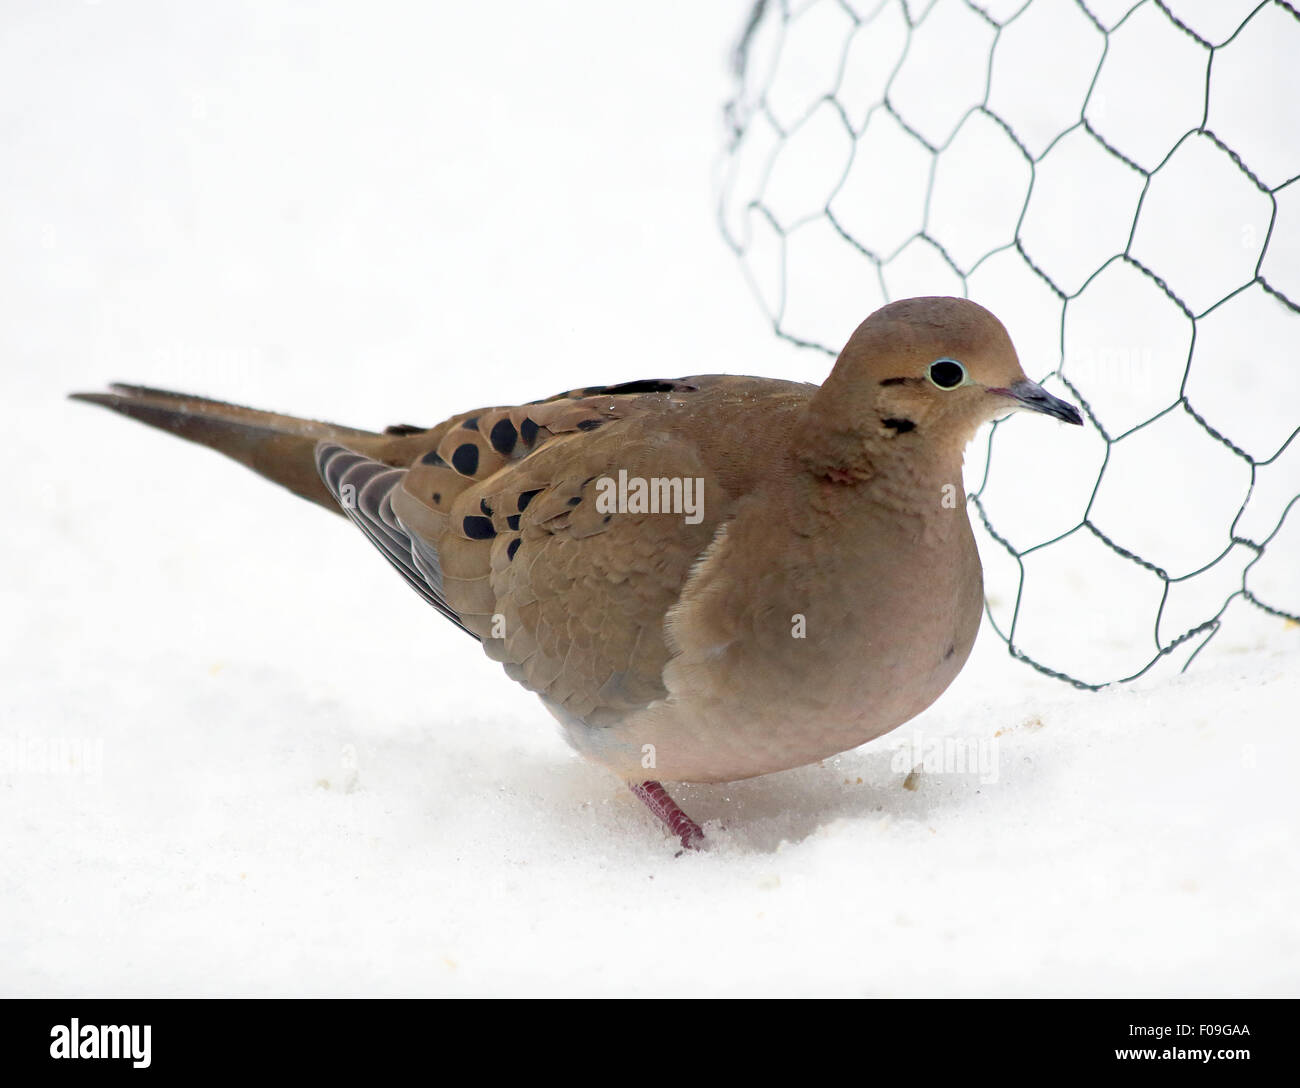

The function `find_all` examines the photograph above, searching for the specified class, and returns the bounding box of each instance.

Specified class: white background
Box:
[2,0,1297,996]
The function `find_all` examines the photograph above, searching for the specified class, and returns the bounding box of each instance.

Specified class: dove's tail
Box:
[68,382,397,515]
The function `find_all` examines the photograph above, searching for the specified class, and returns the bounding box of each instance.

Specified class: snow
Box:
[2,0,1297,996]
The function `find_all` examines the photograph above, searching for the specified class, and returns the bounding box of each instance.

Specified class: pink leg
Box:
[630,780,704,850]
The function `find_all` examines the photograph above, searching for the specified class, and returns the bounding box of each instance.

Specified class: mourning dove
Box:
[71,297,1081,849]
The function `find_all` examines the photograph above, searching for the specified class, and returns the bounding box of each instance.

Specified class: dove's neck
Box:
[790,407,973,530]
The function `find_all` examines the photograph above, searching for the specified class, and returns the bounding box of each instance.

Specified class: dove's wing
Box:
[316,375,814,725]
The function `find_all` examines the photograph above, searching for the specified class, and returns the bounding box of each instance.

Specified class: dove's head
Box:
[815,296,1082,453]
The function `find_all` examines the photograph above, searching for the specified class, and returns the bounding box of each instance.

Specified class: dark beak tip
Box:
[1054,401,1084,426]
[1054,399,1084,426]
[1005,379,1083,427]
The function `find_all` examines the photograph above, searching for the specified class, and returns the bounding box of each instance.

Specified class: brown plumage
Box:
[71,297,1081,848]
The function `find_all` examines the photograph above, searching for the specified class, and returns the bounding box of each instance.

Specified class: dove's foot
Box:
[630,780,704,851]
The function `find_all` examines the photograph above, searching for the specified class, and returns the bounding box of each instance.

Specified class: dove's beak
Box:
[992,378,1083,425]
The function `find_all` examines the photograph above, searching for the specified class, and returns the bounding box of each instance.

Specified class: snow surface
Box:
[2,0,1297,996]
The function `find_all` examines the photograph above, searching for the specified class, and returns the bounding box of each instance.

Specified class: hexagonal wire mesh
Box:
[718,0,1300,689]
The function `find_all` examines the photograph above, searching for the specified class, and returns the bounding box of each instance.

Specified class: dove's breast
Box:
[562,478,986,784]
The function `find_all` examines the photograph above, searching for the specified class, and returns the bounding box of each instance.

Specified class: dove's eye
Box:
[928,358,966,389]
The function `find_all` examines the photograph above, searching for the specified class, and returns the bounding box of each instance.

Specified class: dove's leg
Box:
[630,781,704,850]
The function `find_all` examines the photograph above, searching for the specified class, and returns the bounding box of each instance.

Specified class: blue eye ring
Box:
[928,358,966,390]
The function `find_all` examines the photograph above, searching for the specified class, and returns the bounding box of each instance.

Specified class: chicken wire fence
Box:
[718,0,1300,689]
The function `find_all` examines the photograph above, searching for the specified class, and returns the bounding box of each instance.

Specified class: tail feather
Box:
[69,383,389,514]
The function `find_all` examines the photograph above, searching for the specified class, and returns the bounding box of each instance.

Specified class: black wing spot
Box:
[507,538,521,561]
[576,418,603,431]
[506,514,521,531]
[461,416,479,431]
[432,492,442,504]
[480,497,493,516]
[452,443,480,475]
[518,488,542,511]
[567,496,582,507]
[520,417,539,446]
[421,450,447,467]
[385,423,426,435]
[490,418,518,455]
[463,515,495,540]
[587,378,698,396]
